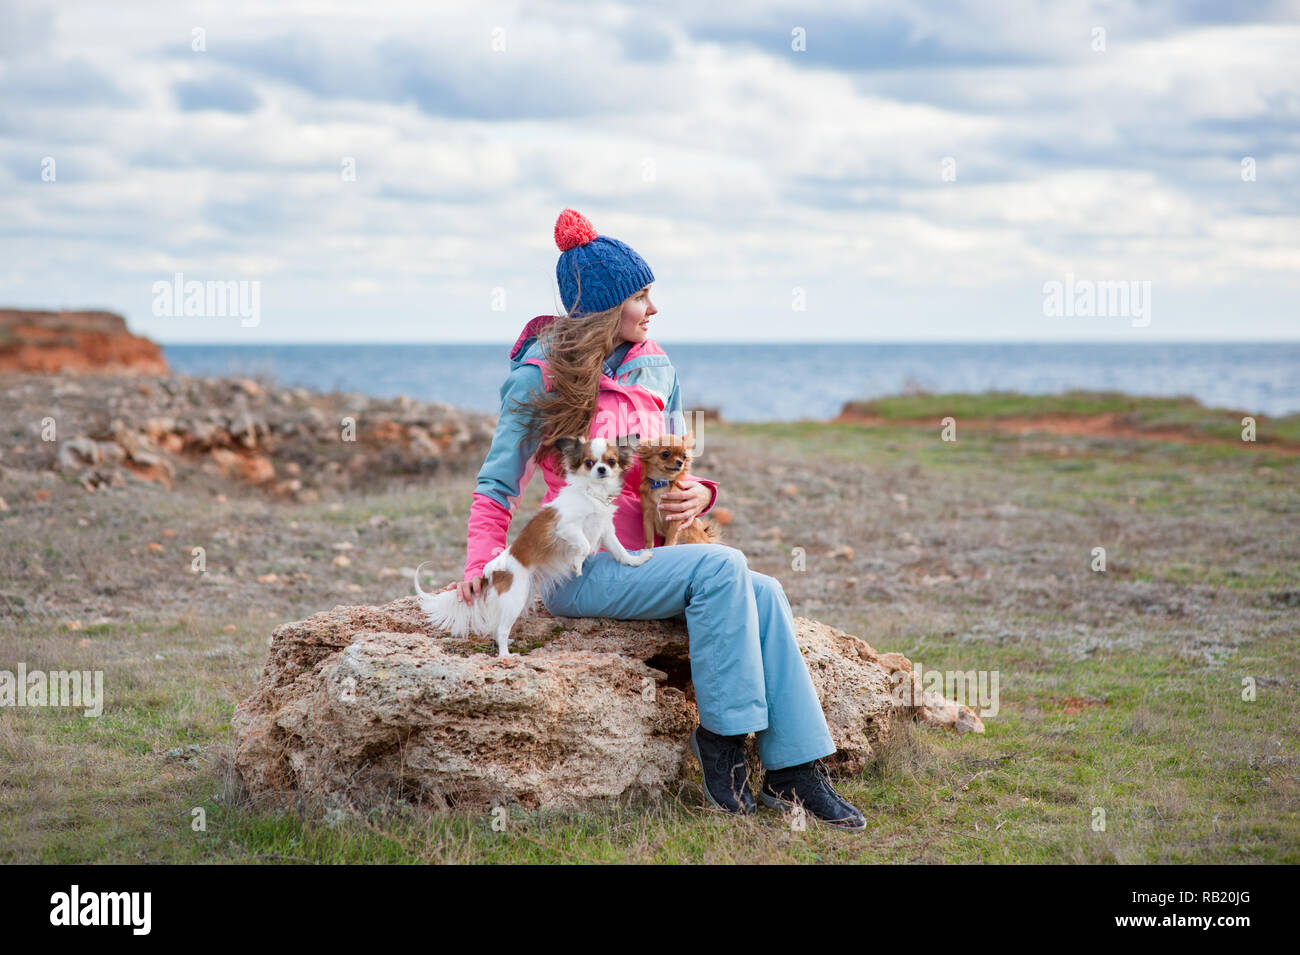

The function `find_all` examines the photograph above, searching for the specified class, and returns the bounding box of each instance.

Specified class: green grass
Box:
[841,389,1300,444]
[2,410,1297,863]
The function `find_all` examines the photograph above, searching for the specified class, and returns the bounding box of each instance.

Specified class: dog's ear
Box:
[622,432,646,462]
[615,434,638,469]
[553,435,583,469]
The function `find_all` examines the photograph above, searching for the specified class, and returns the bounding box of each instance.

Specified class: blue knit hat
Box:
[554,208,655,316]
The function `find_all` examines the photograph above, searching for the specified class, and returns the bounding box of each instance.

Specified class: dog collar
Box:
[648,478,672,489]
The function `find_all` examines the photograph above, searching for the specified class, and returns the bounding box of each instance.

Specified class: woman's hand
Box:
[659,479,710,524]
[455,577,483,603]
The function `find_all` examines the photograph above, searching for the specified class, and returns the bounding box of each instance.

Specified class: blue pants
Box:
[541,543,837,771]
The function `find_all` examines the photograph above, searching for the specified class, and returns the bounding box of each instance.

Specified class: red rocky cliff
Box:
[0,309,168,374]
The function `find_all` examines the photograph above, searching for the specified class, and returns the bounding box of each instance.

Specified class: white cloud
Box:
[0,0,1296,341]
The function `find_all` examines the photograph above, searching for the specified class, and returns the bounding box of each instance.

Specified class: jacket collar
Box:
[510,315,557,362]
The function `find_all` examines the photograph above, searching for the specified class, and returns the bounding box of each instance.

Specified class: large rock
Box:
[0,309,168,374]
[231,597,984,812]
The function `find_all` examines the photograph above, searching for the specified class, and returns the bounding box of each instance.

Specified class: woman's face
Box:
[616,285,657,343]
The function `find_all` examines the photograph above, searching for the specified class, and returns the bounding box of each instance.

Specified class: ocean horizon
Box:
[161,341,1300,421]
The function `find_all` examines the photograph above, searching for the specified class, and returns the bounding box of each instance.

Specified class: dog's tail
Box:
[676,514,728,545]
[413,561,500,637]
[678,515,722,544]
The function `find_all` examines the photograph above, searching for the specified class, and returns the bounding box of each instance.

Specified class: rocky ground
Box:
[1,373,1297,862]
[0,371,495,502]
[1,309,167,374]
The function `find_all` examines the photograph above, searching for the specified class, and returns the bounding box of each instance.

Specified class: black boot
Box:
[689,725,757,815]
[760,758,866,830]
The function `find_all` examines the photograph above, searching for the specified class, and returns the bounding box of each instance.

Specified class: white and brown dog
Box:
[414,435,652,657]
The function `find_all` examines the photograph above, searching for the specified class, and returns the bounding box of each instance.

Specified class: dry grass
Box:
[1,398,1297,862]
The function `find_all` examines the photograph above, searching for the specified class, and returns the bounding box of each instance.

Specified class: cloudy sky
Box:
[2,0,1298,343]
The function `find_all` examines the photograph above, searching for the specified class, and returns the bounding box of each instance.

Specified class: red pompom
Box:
[554,208,598,251]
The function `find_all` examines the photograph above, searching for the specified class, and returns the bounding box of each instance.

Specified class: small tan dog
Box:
[635,431,721,548]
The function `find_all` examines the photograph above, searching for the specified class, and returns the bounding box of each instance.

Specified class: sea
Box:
[161,342,1300,421]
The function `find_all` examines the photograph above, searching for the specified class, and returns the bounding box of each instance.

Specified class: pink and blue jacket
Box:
[463,314,719,581]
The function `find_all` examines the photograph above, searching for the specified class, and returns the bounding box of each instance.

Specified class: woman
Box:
[455,208,865,830]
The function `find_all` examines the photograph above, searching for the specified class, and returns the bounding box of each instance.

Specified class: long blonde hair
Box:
[509,300,624,470]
